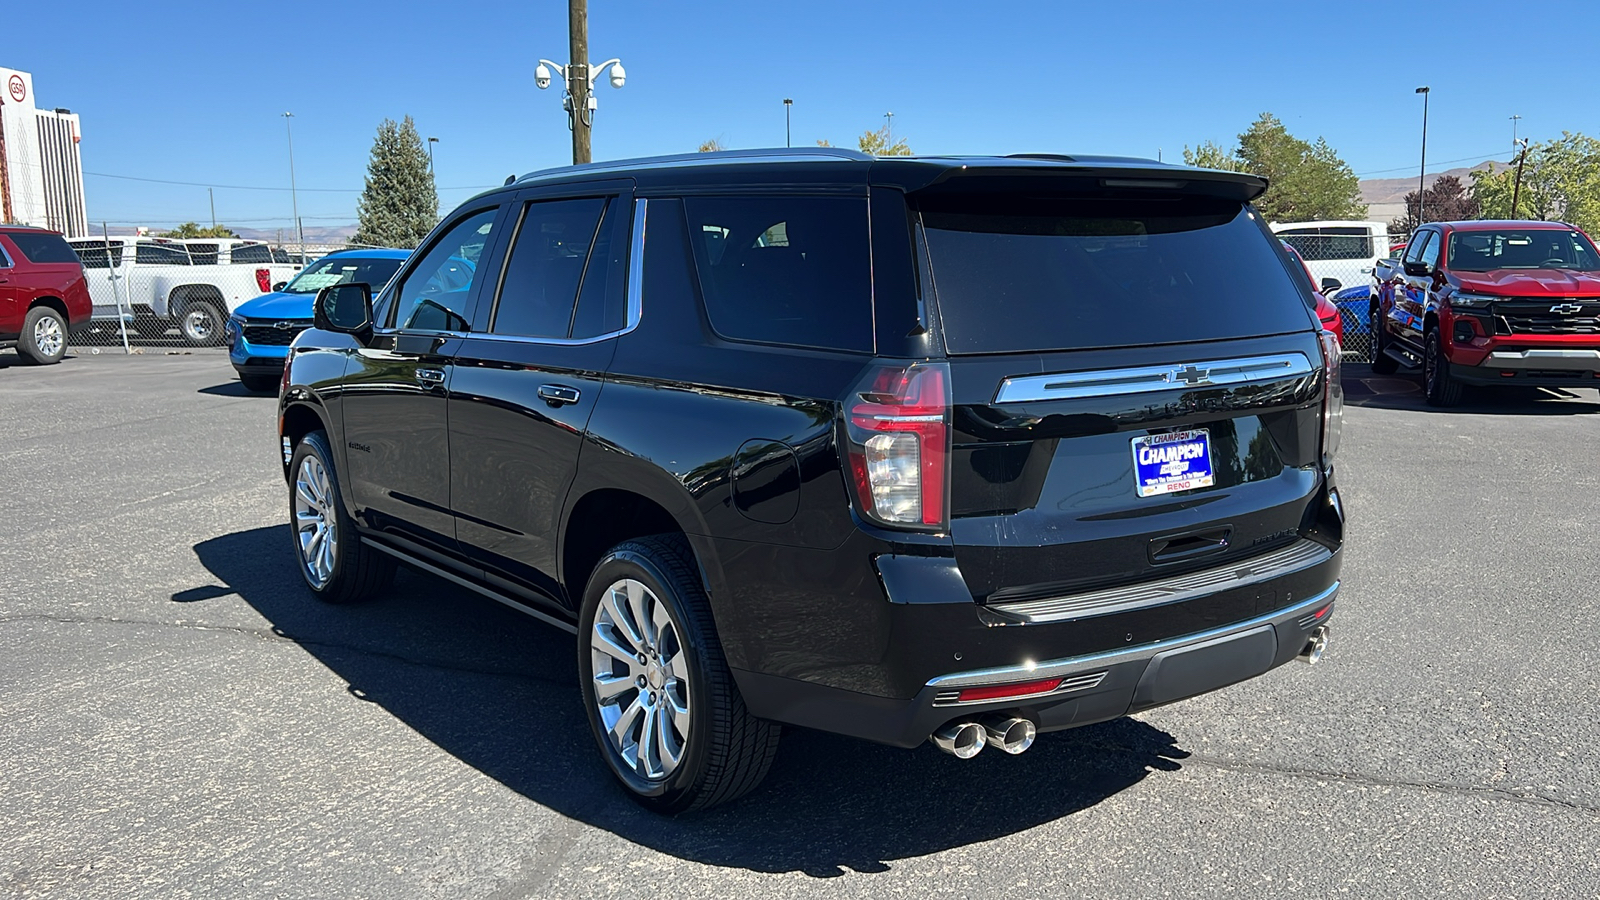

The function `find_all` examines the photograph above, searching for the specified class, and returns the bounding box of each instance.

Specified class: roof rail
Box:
[514,146,873,186]
[1005,153,1167,166]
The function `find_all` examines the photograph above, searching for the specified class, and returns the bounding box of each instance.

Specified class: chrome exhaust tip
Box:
[980,715,1037,755]
[1297,626,1329,666]
[930,721,986,759]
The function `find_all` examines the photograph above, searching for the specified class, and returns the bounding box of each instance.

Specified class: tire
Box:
[1369,300,1398,374]
[288,430,393,603]
[578,535,781,813]
[179,301,225,346]
[1423,327,1463,407]
[16,306,68,365]
[239,372,280,394]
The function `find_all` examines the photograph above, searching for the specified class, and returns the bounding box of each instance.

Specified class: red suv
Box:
[1373,220,1600,405]
[0,226,91,365]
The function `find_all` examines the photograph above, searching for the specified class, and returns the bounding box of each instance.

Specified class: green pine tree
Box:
[351,115,438,249]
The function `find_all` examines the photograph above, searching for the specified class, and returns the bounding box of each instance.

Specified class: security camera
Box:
[609,62,626,89]
[535,64,552,90]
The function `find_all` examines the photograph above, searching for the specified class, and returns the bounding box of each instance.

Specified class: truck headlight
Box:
[1451,292,1497,308]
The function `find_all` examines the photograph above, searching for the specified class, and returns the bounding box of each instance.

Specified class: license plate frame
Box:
[1130,428,1215,498]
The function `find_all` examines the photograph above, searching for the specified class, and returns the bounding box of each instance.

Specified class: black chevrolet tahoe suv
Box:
[278,148,1346,812]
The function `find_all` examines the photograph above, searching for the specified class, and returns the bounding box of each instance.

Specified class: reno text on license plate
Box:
[1131,429,1215,497]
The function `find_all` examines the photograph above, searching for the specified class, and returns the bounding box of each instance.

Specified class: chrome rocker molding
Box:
[994,352,1315,404]
[362,537,579,635]
[927,581,1339,692]
[986,538,1333,625]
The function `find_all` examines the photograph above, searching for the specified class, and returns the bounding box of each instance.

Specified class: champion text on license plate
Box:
[1131,429,1215,497]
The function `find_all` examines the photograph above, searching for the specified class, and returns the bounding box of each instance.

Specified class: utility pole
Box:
[784,98,792,148]
[1511,138,1530,219]
[208,187,216,229]
[1510,114,1521,147]
[569,0,591,165]
[885,111,894,145]
[1415,87,1430,226]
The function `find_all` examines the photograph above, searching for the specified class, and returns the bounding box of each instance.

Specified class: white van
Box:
[1270,220,1392,294]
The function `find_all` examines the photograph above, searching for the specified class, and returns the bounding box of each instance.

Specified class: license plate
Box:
[1131,429,1215,497]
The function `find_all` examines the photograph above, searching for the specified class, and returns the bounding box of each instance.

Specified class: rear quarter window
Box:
[230,243,274,264]
[6,232,81,264]
[920,195,1312,354]
[684,195,873,352]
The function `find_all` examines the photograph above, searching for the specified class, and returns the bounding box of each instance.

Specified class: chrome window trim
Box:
[926,581,1339,691]
[457,197,647,348]
[994,352,1315,404]
[0,244,12,268]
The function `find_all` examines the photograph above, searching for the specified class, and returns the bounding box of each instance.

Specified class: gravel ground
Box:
[2,350,1597,899]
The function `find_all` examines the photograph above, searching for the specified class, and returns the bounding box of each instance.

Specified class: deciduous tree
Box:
[351,116,438,250]
[1472,133,1600,235]
[160,222,239,238]
[1389,174,1480,234]
[1188,114,1366,222]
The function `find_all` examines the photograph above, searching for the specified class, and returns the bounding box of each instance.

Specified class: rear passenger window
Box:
[491,198,606,338]
[135,242,189,265]
[6,232,81,264]
[231,243,274,264]
[684,196,873,352]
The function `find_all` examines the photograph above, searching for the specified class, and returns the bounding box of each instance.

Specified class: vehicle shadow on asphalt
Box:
[1342,365,1600,415]
[197,381,268,397]
[185,525,1192,877]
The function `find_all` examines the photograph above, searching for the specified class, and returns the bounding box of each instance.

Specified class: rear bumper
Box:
[735,581,1338,748]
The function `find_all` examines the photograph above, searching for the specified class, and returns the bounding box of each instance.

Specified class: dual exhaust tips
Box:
[931,715,1036,759]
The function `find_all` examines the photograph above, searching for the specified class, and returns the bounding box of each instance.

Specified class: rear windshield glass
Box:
[6,232,81,264]
[72,241,123,268]
[919,195,1312,354]
[1447,229,1600,272]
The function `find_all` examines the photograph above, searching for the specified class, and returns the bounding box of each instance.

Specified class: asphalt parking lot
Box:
[3,351,1599,899]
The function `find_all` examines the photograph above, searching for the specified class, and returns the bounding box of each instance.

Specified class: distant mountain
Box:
[234,224,357,244]
[1359,160,1511,223]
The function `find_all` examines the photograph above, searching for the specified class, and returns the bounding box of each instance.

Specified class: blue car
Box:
[1326,284,1373,340]
[227,248,409,392]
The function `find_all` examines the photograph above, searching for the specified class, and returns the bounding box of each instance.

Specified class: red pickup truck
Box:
[1371,220,1600,405]
[0,226,91,365]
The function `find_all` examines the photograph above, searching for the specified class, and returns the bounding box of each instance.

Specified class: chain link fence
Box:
[1277,232,1400,363]
[65,236,390,350]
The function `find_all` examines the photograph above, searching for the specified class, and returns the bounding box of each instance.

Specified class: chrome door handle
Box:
[537,384,580,406]
[416,367,446,384]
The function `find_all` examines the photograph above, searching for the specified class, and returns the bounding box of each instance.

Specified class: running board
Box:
[362,537,579,635]
[1384,344,1421,369]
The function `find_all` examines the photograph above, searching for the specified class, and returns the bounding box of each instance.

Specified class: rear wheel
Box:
[288,430,393,603]
[16,306,68,365]
[578,535,780,812]
[1423,327,1463,407]
[1369,300,1398,374]
[180,301,225,346]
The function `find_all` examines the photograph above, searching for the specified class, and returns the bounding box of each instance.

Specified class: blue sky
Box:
[9,0,1595,232]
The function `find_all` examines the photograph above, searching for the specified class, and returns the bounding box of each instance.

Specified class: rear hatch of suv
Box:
[903,171,1337,642]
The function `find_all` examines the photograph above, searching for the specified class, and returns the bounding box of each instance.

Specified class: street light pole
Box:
[885,111,894,145]
[1415,87,1429,227]
[1510,114,1521,147]
[427,136,438,174]
[784,99,792,148]
[282,112,303,261]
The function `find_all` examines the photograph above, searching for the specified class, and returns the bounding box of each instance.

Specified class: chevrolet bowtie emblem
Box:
[274,321,296,330]
[1550,303,1583,315]
[1172,365,1212,386]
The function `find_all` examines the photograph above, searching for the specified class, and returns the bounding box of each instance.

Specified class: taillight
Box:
[844,361,951,530]
[1319,331,1343,468]
[255,268,272,293]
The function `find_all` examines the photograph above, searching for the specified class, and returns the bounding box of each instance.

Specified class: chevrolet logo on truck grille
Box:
[1550,303,1584,315]
[1171,365,1212,386]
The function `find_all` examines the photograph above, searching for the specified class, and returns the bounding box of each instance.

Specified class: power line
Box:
[1355,150,1509,177]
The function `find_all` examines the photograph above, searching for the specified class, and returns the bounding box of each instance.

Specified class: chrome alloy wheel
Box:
[590,578,691,781]
[184,308,215,343]
[33,315,64,358]
[293,455,338,588]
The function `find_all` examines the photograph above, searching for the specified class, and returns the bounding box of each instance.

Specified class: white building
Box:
[0,66,88,237]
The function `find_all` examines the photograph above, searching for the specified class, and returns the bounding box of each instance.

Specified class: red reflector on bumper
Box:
[956,677,1063,704]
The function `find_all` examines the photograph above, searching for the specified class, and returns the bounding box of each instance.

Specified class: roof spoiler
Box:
[873,158,1268,203]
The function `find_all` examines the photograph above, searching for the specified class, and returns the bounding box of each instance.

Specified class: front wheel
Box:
[180,301,225,346]
[1423,328,1464,407]
[288,430,393,603]
[16,306,68,365]
[578,535,780,813]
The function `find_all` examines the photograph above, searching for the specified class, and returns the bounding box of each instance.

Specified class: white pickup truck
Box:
[1270,220,1394,295]
[68,237,303,345]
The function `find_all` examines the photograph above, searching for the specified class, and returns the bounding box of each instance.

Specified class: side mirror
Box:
[1320,277,1343,292]
[272,281,288,292]
[314,283,373,337]
[1402,261,1432,277]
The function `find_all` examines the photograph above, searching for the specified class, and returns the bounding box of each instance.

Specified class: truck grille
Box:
[1496,303,1600,336]
[242,322,310,346]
